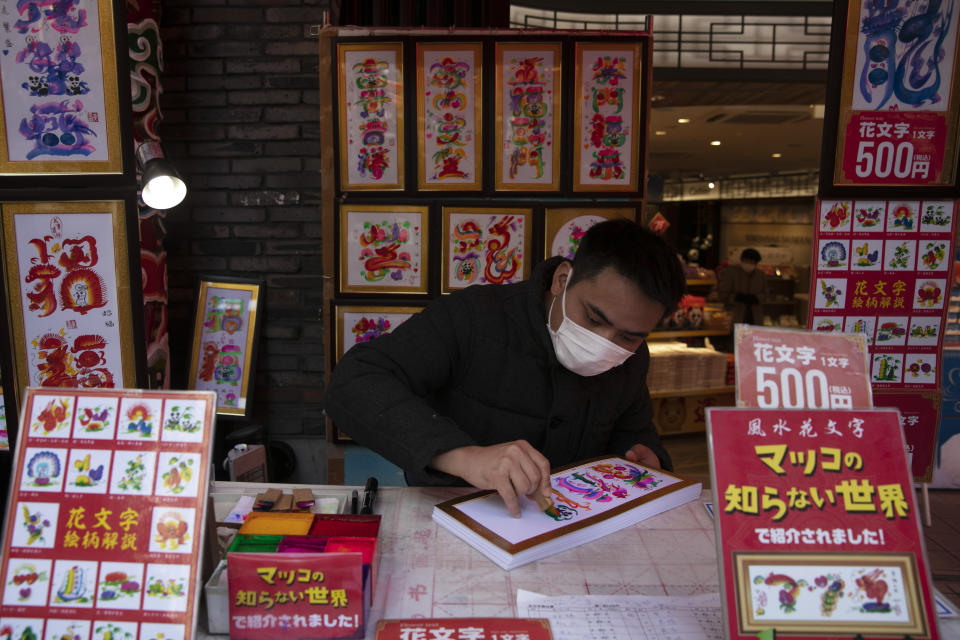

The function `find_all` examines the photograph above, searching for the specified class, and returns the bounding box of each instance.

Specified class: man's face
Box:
[548,263,665,352]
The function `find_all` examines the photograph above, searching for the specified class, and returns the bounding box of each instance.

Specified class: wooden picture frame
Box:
[416,42,483,191]
[1,200,140,407]
[338,203,429,294]
[825,0,960,191]
[544,207,634,260]
[0,0,127,177]
[441,206,532,293]
[494,43,562,191]
[186,276,263,417]
[572,42,643,193]
[336,42,405,191]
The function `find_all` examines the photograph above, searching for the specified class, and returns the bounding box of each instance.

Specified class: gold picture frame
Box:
[733,552,928,637]
[336,42,405,191]
[572,42,643,193]
[1,200,138,405]
[0,0,125,176]
[338,204,429,295]
[416,43,483,191]
[186,276,263,417]
[494,42,562,191]
[544,207,634,260]
[441,206,533,293]
[334,303,424,361]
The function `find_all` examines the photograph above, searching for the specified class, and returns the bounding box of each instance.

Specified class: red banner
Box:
[708,407,938,639]
[874,390,942,482]
[839,112,947,186]
[228,552,365,640]
[735,326,872,409]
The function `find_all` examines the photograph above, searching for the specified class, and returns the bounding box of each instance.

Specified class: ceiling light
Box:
[654,130,667,136]
[677,118,690,124]
[771,153,782,158]
[137,141,187,210]
[709,140,721,146]
[708,182,716,189]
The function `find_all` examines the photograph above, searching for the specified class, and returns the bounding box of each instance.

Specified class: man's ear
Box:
[550,261,572,297]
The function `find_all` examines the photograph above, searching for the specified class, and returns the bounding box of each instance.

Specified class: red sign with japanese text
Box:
[227,552,365,639]
[707,407,938,640]
[838,112,947,186]
[735,326,872,410]
[0,388,217,640]
[874,390,942,482]
[375,618,554,640]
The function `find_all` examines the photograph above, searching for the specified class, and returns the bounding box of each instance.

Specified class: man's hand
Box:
[624,443,662,469]
[431,440,552,518]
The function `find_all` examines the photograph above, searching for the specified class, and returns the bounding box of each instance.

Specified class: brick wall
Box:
[159,0,332,453]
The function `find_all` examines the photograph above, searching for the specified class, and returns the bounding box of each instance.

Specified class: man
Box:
[717,248,766,325]
[324,218,686,517]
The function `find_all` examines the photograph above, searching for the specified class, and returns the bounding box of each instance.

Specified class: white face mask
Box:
[547,270,636,376]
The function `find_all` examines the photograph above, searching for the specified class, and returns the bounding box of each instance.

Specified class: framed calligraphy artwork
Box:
[1,200,140,409]
[544,207,634,260]
[830,0,960,188]
[336,42,405,191]
[441,206,532,293]
[0,0,127,176]
[416,43,482,191]
[339,204,428,294]
[572,42,643,193]
[494,43,561,191]
[186,276,262,417]
[333,303,423,361]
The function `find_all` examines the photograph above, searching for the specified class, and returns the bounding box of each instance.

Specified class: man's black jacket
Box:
[323,257,672,484]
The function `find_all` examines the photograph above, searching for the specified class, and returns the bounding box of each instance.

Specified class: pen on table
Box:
[360,477,378,514]
[350,489,358,514]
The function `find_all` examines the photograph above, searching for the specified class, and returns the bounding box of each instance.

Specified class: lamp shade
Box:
[137,141,187,210]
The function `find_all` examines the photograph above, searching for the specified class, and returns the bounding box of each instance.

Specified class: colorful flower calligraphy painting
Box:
[852,200,886,232]
[72,393,117,439]
[154,452,200,498]
[93,620,138,640]
[337,42,404,191]
[919,200,954,231]
[573,42,642,192]
[147,508,195,555]
[442,207,532,292]
[108,449,156,496]
[335,305,423,360]
[819,200,853,233]
[844,316,877,345]
[27,394,73,437]
[544,208,634,260]
[907,316,940,346]
[95,561,144,610]
[850,0,958,112]
[0,0,124,174]
[495,43,561,191]
[735,555,924,635]
[417,43,482,191]
[116,396,161,441]
[340,204,428,294]
[2,202,135,401]
[452,458,681,545]
[20,446,66,492]
[186,279,261,417]
[142,563,190,612]
[51,559,97,607]
[2,558,52,607]
[64,447,111,493]
[9,501,59,548]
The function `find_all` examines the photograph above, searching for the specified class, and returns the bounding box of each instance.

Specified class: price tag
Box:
[839,111,947,186]
[735,325,873,409]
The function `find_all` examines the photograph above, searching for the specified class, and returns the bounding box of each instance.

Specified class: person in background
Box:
[323,219,686,518]
[717,248,766,325]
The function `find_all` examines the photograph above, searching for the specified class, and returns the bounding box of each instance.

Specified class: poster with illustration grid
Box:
[808,198,957,480]
[0,388,216,640]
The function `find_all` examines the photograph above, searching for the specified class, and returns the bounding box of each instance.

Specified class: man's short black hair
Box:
[568,218,686,314]
[740,248,762,263]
